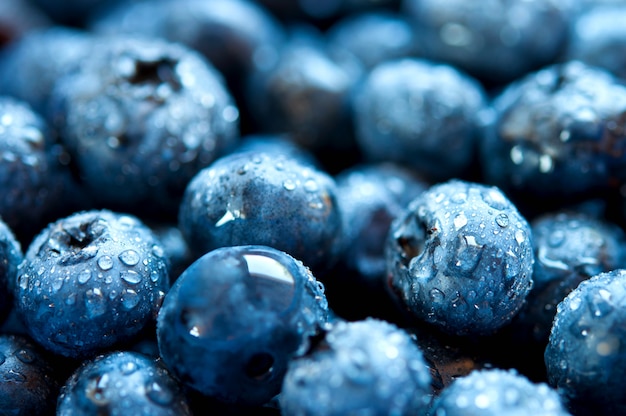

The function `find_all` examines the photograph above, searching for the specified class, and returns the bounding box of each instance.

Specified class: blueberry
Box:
[0,333,60,416]
[480,60,626,213]
[48,35,240,219]
[15,209,170,359]
[147,222,194,283]
[326,162,428,321]
[0,26,92,115]
[0,218,22,326]
[57,350,192,416]
[545,269,626,415]
[244,27,357,165]
[178,151,344,274]
[0,0,50,47]
[233,133,321,170]
[326,11,420,79]
[156,245,330,406]
[279,318,433,415]
[402,0,572,85]
[352,58,489,182]
[514,210,626,346]
[429,368,570,416]
[565,5,626,80]
[386,179,534,336]
[90,0,286,86]
[0,96,77,244]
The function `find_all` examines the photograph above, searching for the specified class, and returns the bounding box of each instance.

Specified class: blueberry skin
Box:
[57,350,192,416]
[402,0,572,85]
[178,151,344,273]
[244,30,356,156]
[0,334,60,416]
[335,162,429,286]
[545,269,626,415]
[48,35,240,218]
[156,245,330,406]
[15,209,170,359]
[326,11,420,79]
[279,318,433,416]
[91,0,286,82]
[514,211,626,345]
[0,26,92,115]
[428,368,571,416]
[352,58,488,182]
[565,5,626,80]
[386,179,534,336]
[0,218,22,325]
[481,61,626,210]
[0,96,76,244]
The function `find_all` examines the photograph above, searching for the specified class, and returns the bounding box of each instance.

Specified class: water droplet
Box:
[121,289,140,309]
[495,213,509,228]
[146,381,174,406]
[78,269,91,285]
[569,295,582,311]
[453,212,468,229]
[515,230,526,244]
[97,256,114,271]
[119,360,137,375]
[85,288,107,318]
[303,179,318,192]
[152,244,164,258]
[51,277,64,292]
[119,250,140,266]
[86,374,110,406]
[4,370,26,382]
[120,270,142,285]
[429,288,445,303]
[283,179,296,191]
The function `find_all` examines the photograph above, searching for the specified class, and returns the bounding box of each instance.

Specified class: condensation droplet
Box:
[303,179,318,192]
[515,230,526,244]
[119,361,137,375]
[120,270,142,285]
[85,288,107,318]
[453,212,468,229]
[283,179,296,191]
[118,250,140,266]
[121,289,140,309]
[15,349,34,364]
[97,256,114,271]
[429,288,445,303]
[146,381,174,406]
[495,213,509,228]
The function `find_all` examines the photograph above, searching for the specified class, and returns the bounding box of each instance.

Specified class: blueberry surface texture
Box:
[514,210,626,346]
[0,333,61,416]
[386,179,534,336]
[48,35,240,218]
[0,96,75,243]
[178,150,344,274]
[481,60,626,212]
[0,218,22,326]
[15,209,170,359]
[428,368,571,416]
[57,350,192,416]
[545,269,626,415]
[280,317,433,416]
[352,58,488,182]
[156,245,330,407]
[402,0,572,85]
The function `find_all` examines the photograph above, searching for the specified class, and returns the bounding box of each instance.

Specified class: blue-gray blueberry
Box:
[15,209,170,359]
[156,245,330,407]
[386,179,534,336]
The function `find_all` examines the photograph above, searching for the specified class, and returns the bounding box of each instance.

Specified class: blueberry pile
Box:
[3,0,626,415]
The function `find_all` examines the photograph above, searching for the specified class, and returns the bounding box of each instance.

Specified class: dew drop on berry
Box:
[145,380,174,406]
[120,270,142,285]
[97,255,114,271]
[121,289,140,310]
[118,249,140,266]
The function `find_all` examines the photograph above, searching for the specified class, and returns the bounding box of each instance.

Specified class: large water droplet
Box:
[118,250,140,266]
[97,256,114,271]
[429,288,445,303]
[283,179,297,191]
[120,270,142,285]
[453,212,468,229]
[495,213,509,228]
[86,374,110,406]
[15,349,35,364]
[121,289,140,309]
[85,288,107,318]
[146,381,174,406]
